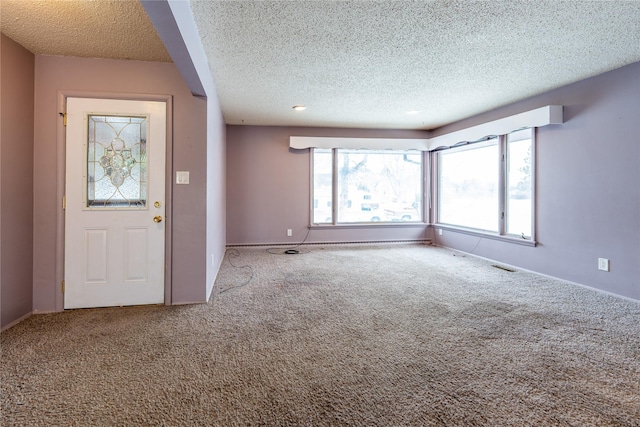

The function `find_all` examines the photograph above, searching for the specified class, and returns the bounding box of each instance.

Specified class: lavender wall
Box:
[432,62,640,301]
[206,101,227,298]
[1,34,35,329]
[143,0,227,303]
[226,126,431,245]
[33,56,209,311]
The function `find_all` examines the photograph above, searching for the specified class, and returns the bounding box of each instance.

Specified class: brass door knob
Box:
[153,215,163,223]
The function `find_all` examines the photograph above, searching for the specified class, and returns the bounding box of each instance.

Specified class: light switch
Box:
[598,258,610,272]
[176,171,190,185]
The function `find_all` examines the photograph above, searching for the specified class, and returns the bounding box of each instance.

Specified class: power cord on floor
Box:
[216,248,255,295]
[452,236,482,257]
[266,227,312,255]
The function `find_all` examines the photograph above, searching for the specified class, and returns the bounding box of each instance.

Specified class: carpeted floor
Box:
[2,244,639,426]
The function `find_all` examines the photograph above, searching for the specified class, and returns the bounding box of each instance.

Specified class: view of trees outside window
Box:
[506,129,533,238]
[312,149,422,224]
[438,141,499,231]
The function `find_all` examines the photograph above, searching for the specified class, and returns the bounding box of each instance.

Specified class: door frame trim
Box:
[56,91,174,311]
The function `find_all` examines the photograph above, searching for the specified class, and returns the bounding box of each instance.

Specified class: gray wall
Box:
[432,62,640,301]
[1,34,35,329]
[33,55,211,311]
[226,126,431,245]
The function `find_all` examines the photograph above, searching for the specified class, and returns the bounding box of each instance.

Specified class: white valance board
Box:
[290,105,563,152]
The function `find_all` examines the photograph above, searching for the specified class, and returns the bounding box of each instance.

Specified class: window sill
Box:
[310,222,428,230]
[434,224,537,247]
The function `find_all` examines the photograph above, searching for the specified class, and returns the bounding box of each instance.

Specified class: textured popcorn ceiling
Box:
[2,1,639,130]
[0,0,171,62]
[190,0,640,129]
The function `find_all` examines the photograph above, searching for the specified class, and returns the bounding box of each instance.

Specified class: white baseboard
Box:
[433,244,640,304]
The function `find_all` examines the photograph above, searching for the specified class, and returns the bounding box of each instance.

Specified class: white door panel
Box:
[65,98,166,309]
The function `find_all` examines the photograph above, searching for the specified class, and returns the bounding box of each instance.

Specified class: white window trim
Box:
[311,148,426,226]
[503,130,536,240]
[435,138,500,233]
[434,129,536,245]
[433,224,537,247]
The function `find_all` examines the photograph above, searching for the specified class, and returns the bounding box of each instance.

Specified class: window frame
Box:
[433,129,536,246]
[311,148,426,226]
[437,137,501,233]
[504,129,535,240]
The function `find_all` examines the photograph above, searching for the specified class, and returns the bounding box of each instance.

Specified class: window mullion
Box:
[309,149,314,225]
[314,148,423,225]
[433,151,440,225]
[423,150,430,224]
[332,148,338,225]
[499,135,507,235]
[530,129,536,241]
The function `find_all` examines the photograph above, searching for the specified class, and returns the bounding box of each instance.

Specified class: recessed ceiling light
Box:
[292,105,307,111]
[406,110,420,115]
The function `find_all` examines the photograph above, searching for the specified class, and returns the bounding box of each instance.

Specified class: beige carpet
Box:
[2,244,639,426]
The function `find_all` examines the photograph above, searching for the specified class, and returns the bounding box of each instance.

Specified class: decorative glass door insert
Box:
[86,115,148,208]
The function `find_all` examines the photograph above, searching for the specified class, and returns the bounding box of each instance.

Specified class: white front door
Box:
[64,98,166,309]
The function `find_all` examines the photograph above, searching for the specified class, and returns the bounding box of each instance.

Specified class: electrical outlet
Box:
[598,258,610,272]
[287,229,292,237]
[438,229,443,236]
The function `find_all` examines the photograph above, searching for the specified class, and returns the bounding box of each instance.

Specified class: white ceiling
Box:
[2,1,639,130]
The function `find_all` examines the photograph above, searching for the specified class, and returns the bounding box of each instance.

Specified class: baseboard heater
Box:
[227,239,432,248]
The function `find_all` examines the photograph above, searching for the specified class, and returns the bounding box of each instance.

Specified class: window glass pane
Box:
[312,149,333,223]
[337,150,422,223]
[506,129,533,238]
[87,115,147,208]
[438,141,499,231]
